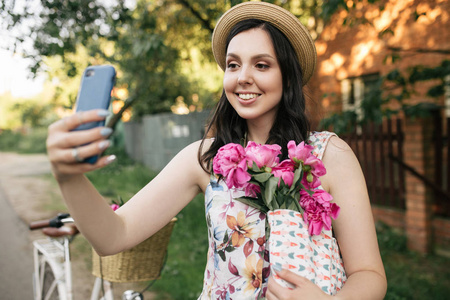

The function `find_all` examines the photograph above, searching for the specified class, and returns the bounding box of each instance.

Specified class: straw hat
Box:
[212,1,317,85]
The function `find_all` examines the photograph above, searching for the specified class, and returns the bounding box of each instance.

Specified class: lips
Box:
[235,93,261,105]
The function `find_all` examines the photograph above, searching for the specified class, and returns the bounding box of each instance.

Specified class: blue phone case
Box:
[73,65,116,164]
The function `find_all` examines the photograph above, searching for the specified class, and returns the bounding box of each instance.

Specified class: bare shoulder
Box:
[321,136,364,193]
[322,136,356,166]
[178,138,213,160]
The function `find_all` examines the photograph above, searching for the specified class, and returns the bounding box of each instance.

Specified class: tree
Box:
[1,0,219,123]
[2,0,396,127]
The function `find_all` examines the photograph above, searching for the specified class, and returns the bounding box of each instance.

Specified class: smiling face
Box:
[223,28,283,126]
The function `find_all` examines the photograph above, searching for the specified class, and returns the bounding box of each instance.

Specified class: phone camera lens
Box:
[86,69,95,77]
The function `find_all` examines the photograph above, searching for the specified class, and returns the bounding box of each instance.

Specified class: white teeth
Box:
[238,93,258,100]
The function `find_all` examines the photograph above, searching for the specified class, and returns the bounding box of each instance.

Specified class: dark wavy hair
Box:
[198,19,311,171]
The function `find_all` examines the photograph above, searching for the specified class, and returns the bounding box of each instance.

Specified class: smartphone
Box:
[73,65,116,163]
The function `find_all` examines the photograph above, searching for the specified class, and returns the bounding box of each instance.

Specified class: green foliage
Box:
[377,222,450,300]
[319,110,358,135]
[0,128,48,153]
[376,222,408,255]
[385,60,450,118]
[0,91,59,129]
[402,102,442,119]
[10,100,57,127]
[86,145,157,201]
[320,60,450,134]
[152,194,208,299]
[4,0,371,120]
[321,0,346,22]
[86,146,208,299]
[321,0,381,25]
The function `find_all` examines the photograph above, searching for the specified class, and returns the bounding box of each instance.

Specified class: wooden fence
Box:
[341,119,406,210]
[431,111,450,218]
[340,113,450,219]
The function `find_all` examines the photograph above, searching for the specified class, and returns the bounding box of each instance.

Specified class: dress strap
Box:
[307,131,337,160]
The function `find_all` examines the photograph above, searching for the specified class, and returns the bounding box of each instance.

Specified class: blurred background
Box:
[0,0,449,299]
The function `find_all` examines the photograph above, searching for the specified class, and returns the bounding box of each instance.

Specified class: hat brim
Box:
[212,1,317,85]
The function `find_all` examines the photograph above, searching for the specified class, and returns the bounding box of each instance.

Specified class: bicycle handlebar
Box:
[29,213,74,230]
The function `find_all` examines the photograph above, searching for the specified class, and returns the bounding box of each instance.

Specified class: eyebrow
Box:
[226,53,276,60]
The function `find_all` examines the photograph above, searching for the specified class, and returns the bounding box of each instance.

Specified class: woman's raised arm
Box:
[46,110,208,256]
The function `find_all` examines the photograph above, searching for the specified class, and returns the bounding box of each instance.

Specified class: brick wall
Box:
[310,0,450,253]
[309,0,450,117]
[403,116,434,253]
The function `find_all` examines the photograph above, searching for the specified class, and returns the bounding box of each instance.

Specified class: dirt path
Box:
[0,152,155,300]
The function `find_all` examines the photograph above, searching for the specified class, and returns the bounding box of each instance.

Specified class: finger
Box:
[49,137,111,164]
[276,269,312,289]
[267,276,286,299]
[71,140,111,163]
[48,126,113,151]
[265,290,278,300]
[52,154,116,174]
[50,109,110,132]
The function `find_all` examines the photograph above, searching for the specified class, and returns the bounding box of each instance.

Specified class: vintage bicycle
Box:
[29,213,176,300]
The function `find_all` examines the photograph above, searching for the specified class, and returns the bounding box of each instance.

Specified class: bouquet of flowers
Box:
[213,140,340,236]
[213,140,346,294]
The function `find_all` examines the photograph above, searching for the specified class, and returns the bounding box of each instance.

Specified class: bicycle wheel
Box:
[40,262,60,300]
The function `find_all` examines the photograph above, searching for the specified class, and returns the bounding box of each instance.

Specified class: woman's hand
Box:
[46,109,116,181]
[266,269,332,300]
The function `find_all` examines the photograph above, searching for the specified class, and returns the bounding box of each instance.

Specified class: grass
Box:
[151,193,208,300]
[0,128,48,153]
[86,146,208,299]
[4,130,450,299]
[377,223,450,300]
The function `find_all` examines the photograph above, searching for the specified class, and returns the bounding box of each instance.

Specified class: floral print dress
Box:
[198,131,337,300]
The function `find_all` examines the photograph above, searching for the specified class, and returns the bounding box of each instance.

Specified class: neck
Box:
[246,120,273,145]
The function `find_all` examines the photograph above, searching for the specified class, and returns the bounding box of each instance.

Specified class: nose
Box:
[238,66,253,85]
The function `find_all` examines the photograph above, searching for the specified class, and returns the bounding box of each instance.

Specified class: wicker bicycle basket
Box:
[92,218,177,282]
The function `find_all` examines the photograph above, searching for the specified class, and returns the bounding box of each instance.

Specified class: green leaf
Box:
[287,200,298,211]
[253,172,273,183]
[290,166,304,192]
[264,177,279,210]
[276,194,285,208]
[294,198,304,213]
[252,161,262,172]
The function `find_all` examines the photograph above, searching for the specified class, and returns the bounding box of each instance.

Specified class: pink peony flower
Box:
[245,183,261,197]
[287,141,314,164]
[300,189,340,235]
[301,172,322,190]
[288,140,327,189]
[271,159,295,187]
[213,143,251,189]
[245,141,281,169]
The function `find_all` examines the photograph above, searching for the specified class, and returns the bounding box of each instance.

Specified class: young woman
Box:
[46,2,387,299]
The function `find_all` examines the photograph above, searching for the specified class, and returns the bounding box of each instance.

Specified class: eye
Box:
[255,63,269,70]
[227,62,239,69]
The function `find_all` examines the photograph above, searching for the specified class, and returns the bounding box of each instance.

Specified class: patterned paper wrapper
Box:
[267,209,347,295]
